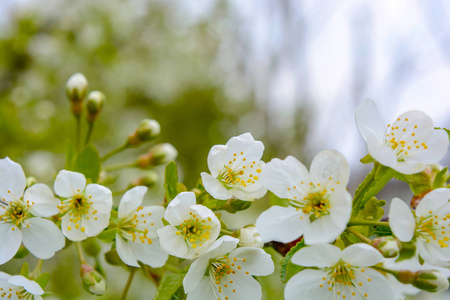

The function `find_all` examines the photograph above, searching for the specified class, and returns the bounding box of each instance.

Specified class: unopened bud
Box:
[126,119,161,146]
[137,143,178,168]
[86,91,105,123]
[413,270,449,293]
[238,226,264,248]
[80,263,106,296]
[66,73,88,117]
[129,172,159,189]
[372,236,400,258]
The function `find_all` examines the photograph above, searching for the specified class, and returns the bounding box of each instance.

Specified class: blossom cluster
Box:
[2,77,450,300]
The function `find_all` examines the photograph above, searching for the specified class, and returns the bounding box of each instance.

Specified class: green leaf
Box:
[373,226,393,237]
[269,191,289,207]
[360,154,374,164]
[35,273,50,289]
[221,199,252,214]
[396,242,416,262]
[154,272,185,300]
[20,262,29,277]
[435,127,450,141]
[74,144,101,183]
[280,240,306,283]
[164,161,179,203]
[433,167,448,189]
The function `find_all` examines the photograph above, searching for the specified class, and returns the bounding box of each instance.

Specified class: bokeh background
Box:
[0,0,450,299]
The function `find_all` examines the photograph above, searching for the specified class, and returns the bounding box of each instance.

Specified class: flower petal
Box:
[85,184,113,213]
[224,271,262,300]
[0,223,22,265]
[165,192,196,225]
[207,145,227,177]
[201,172,232,200]
[303,214,345,245]
[115,235,139,267]
[136,206,165,237]
[8,275,44,295]
[389,198,415,242]
[157,225,188,258]
[183,255,210,293]
[256,205,308,243]
[228,247,274,276]
[186,277,216,300]
[61,214,86,241]
[229,183,267,201]
[309,150,350,188]
[24,183,59,217]
[355,99,386,144]
[353,268,395,300]
[204,236,239,259]
[54,170,86,198]
[392,161,427,175]
[118,186,147,219]
[408,129,449,164]
[82,212,110,237]
[416,188,450,217]
[341,244,384,267]
[21,218,65,259]
[261,156,310,199]
[366,133,398,168]
[291,244,341,267]
[225,132,264,163]
[284,269,330,300]
[129,239,168,268]
[0,157,26,202]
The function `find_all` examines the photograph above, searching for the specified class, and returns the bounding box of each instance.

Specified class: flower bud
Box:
[137,143,178,168]
[126,119,161,146]
[412,270,449,293]
[80,263,106,296]
[238,226,264,248]
[86,91,105,123]
[66,73,88,117]
[372,236,400,258]
[129,171,159,189]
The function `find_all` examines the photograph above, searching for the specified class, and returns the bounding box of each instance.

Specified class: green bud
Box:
[129,171,159,189]
[413,270,449,293]
[126,119,161,146]
[80,263,107,296]
[86,91,105,123]
[137,143,178,168]
[372,236,400,258]
[66,73,88,117]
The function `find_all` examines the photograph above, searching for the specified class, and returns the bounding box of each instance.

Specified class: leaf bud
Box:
[86,91,105,123]
[126,119,161,146]
[137,143,178,168]
[80,263,107,296]
[372,236,400,258]
[237,226,264,248]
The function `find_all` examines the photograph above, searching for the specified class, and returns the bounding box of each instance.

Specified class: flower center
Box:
[417,212,450,248]
[0,200,29,227]
[217,152,261,188]
[58,194,91,217]
[291,189,331,220]
[176,212,212,249]
[327,262,355,286]
[118,207,154,244]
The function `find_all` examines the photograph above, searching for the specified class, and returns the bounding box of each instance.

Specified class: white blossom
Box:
[0,272,44,300]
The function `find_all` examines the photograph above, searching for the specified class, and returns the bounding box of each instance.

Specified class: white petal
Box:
[136,206,166,237]
[309,150,350,188]
[228,247,274,276]
[225,132,264,163]
[83,212,110,237]
[8,275,44,295]
[85,184,113,213]
[165,192,196,225]
[256,205,308,243]
[291,244,341,267]
[0,157,26,202]
[261,156,310,199]
[416,239,450,267]
[0,223,22,264]
[355,99,386,144]
[183,256,210,293]
[366,133,398,168]
[416,188,450,217]
[392,161,427,175]
[0,272,10,280]
[224,271,262,300]
[186,277,216,300]
[229,184,267,201]
[118,186,147,218]
[207,145,227,177]
[129,239,168,268]
[389,198,415,242]
[304,215,345,245]
[115,235,139,267]
[191,205,221,241]
[284,269,330,300]
[204,236,239,259]
[341,244,384,267]
[353,268,395,300]
[201,172,232,200]
[61,214,86,241]
[54,170,86,198]
[21,218,65,259]
[157,226,188,258]
[408,129,449,164]
[24,184,59,217]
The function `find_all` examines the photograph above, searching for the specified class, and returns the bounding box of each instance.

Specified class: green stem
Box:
[103,161,137,172]
[76,242,86,264]
[102,144,129,162]
[121,268,137,300]
[371,265,398,276]
[164,263,182,273]
[85,122,94,145]
[346,227,372,244]
[76,116,82,152]
[347,220,390,227]
[29,259,44,279]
